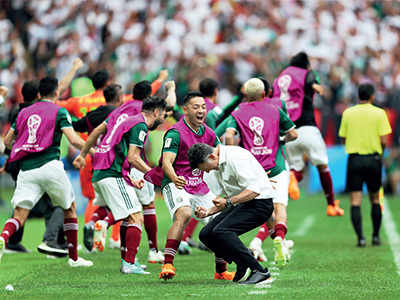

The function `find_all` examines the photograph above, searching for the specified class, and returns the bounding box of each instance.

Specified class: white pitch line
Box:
[293,215,315,237]
[383,200,400,276]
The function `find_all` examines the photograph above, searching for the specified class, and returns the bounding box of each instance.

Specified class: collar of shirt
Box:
[218,144,227,168]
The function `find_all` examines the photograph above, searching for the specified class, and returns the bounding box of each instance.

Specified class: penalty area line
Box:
[292,215,315,237]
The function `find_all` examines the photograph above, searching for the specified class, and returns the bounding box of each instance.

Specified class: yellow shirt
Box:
[339,103,392,155]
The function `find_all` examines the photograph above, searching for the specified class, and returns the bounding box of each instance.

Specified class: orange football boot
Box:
[214,271,235,280]
[289,171,300,200]
[159,263,176,280]
[327,200,344,216]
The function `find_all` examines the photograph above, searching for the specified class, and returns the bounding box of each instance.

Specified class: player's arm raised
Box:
[57,58,83,95]
[4,128,15,150]
[162,151,186,189]
[164,80,177,108]
[224,128,236,145]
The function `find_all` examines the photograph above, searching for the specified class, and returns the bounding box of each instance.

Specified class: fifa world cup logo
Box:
[249,116,264,146]
[106,113,128,144]
[27,114,42,144]
[278,75,292,102]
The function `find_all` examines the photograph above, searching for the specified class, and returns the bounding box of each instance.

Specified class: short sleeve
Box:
[279,108,295,133]
[162,129,180,154]
[58,108,73,129]
[338,111,347,138]
[378,110,392,136]
[129,122,148,147]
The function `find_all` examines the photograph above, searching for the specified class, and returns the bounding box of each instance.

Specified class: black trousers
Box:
[199,198,273,272]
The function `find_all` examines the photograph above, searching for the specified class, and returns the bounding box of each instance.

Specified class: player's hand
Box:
[158,69,169,82]
[0,86,8,97]
[173,175,186,189]
[72,154,86,169]
[73,57,83,70]
[195,206,208,218]
[165,80,175,91]
[213,196,227,209]
[312,83,324,96]
[130,178,145,189]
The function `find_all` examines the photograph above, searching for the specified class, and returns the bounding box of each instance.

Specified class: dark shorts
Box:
[346,153,382,193]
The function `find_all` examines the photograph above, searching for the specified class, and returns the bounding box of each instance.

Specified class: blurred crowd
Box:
[1,0,400,143]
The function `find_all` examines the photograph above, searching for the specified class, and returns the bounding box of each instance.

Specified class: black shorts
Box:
[346,153,382,193]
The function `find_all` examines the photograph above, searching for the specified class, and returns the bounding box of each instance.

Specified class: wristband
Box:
[225,198,233,208]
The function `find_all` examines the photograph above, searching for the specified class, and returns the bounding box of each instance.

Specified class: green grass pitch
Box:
[0,191,399,300]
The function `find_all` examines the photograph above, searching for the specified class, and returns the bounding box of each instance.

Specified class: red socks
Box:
[1,218,21,244]
[64,218,78,261]
[256,223,269,242]
[104,211,116,228]
[124,224,142,264]
[164,239,180,265]
[274,223,287,240]
[318,167,335,206]
[120,221,128,260]
[292,170,303,182]
[90,206,109,225]
[143,208,158,251]
[182,218,199,242]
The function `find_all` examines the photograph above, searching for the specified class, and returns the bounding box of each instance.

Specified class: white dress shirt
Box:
[214,145,275,200]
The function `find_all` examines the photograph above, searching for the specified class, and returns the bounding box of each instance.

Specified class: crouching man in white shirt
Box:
[188,143,275,285]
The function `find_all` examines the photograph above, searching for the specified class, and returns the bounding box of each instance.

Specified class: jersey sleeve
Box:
[215,117,231,137]
[129,122,148,148]
[281,100,288,115]
[205,110,218,129]
[58,108,73,129]
[162,129,180,154]
[378,110,392,136]
[226,116,239,131]
[279,108,295,133]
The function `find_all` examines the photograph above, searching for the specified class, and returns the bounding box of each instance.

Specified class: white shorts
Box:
[11,160,74,210]
[271,170,289,206]
[162,182,215,223]
[93,177,142,221]
[285,125,328,171]
[129,168,155,206]
[203,170,223,196]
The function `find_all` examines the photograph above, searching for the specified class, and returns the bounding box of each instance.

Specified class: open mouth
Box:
[196,115,205,122]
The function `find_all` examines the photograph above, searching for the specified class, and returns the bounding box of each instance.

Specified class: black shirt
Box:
[294,70,318,128]
[73,105,116,133]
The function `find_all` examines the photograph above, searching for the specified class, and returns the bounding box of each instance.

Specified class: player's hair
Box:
[21,80,39,103]
[188,143,214,170]
[103,84,122,103]
[258,77,270,94]
[244,78,265,101]
[199,78,218,97]
[133,80,152,100]
[183,91,204,105]
[92,69,109,90]
[290,51,310,69]
[39,77,58,97]
[358,83,375,101]
[142,95,167,112]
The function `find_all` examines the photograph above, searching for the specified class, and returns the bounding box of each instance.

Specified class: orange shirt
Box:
[57,90,105,140]
[57,90,105,119]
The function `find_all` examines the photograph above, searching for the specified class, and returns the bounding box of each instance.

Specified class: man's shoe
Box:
[273,237,286,267]
[233,264,250,282]
[178,241,191,255]
[68,257,93,267]
[372,236,381,246]
[108,238,120,249]
[148,249,164,264]
[289,171,300,200]
[249,238,267,262]
[93,220,108,252]
[357,237,366,248]
[135,257,147,270]
[5,242,30,253]
[284,239,294,249]
[0,236,5,262]
[186,238,198,248]
[121,259,150,274]
[159,263,176,280]
[239,270,271,285]
[83,223,94,252]
[37,241,68,257]
[327,200,344,216]
[214,271,235,280]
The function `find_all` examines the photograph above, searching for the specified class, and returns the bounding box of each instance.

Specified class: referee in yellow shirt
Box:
[339,83,392,247]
